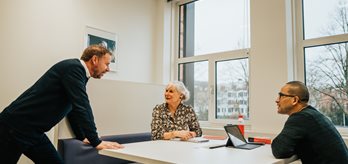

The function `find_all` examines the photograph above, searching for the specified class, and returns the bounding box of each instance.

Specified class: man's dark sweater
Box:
[272,106,348,164]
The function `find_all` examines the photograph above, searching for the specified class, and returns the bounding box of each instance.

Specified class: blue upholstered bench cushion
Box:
[58,132,151,164]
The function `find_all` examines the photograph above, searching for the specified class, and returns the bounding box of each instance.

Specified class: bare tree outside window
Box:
[305,0,348,126]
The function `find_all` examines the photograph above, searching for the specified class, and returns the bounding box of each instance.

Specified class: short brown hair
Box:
[80,44,112,61]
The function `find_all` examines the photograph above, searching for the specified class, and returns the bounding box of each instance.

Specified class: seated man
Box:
[272,81,348,163]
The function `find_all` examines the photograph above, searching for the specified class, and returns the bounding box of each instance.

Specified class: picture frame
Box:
[85,26,118,72]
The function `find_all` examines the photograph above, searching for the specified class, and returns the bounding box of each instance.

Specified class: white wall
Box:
[248,0,290,135]
[58,79,165,139]
[0,0,165,110]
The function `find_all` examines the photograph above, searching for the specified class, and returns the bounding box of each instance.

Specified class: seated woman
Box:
[151,81,202,140]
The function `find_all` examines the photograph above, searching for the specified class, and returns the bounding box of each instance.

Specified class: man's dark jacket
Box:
[0,59,101,147]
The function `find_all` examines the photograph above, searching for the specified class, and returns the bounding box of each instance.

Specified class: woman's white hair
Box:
[168,81,190,102]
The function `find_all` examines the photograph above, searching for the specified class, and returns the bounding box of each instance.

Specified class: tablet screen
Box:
[224,125,247,146]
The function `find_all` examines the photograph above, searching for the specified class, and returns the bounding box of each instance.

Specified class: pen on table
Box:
[209,144,226,149]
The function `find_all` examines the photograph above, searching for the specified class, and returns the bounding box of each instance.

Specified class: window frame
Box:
[294,0,348,135]
[172,0,250,127]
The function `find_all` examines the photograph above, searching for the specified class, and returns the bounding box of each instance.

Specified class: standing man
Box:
[272,81,348,163]
[0,45,124,164]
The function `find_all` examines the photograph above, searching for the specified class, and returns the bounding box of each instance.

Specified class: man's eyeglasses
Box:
[278,92,296,99]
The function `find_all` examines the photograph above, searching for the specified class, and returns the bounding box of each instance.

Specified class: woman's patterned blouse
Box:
[151,103,202,140]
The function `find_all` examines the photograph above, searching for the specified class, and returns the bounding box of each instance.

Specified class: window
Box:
[178,0,250,57]
[176,0,250,123]
[216,59,249,119]
[178,61,209,121]
[305,43,348,126]
[303,0,348,39]
[296,0,348,127]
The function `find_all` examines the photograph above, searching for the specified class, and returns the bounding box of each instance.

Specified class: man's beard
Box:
[92,67,102,79]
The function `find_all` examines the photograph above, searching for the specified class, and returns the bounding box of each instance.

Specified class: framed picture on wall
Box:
[85,26,118,72]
